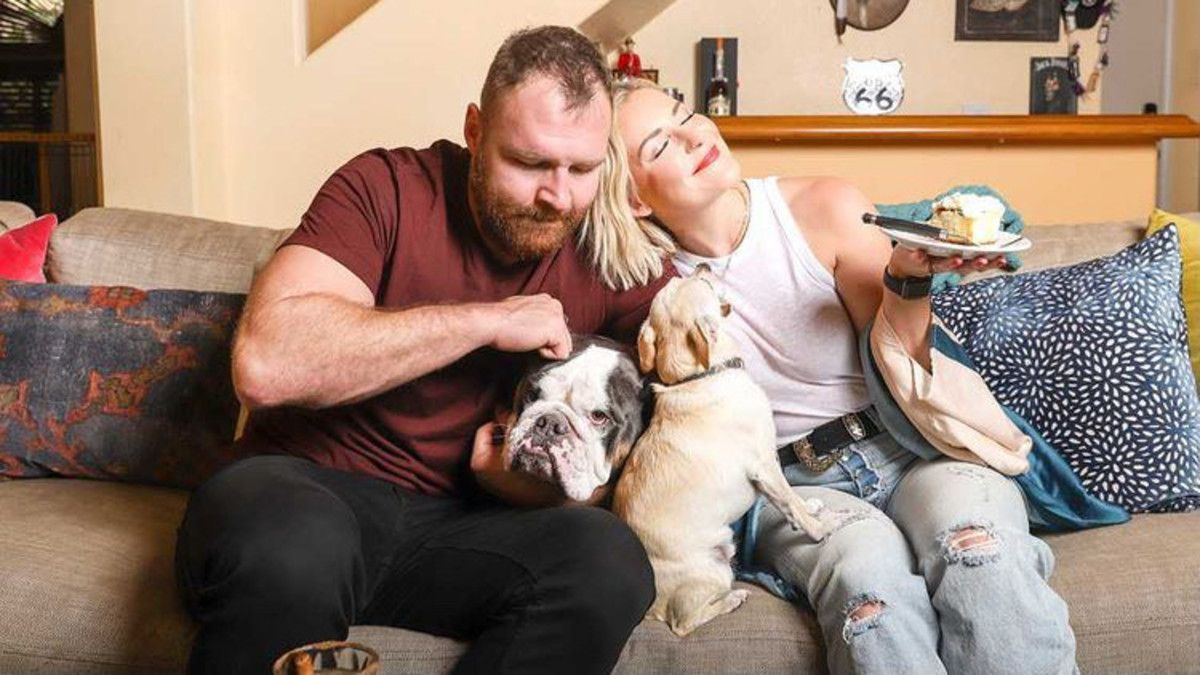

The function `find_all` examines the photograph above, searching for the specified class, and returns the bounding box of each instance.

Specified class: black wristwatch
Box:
[882,267,932,299]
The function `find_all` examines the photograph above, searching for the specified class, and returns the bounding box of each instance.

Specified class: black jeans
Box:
[175,455,654,674]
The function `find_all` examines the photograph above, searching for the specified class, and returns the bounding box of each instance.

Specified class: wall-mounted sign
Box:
[1030,56,1077,114]
[841,58,904,115]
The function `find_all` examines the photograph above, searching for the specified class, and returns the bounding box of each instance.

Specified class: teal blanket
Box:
[859,320,1130,533]
[877,185,1025,293]
[733,318,1128,601]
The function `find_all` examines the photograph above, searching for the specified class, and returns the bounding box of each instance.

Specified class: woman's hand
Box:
[881,245,1007,371]
[887,245,1009,279]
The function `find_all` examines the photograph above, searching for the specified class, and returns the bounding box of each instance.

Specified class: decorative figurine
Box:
[615,36,642,80]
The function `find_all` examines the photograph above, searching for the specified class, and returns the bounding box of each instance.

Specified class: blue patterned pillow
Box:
[933,225,1200,513]
[0,280,252,488]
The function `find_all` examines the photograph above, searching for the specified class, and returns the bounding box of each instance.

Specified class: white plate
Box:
[881,228,1032,257]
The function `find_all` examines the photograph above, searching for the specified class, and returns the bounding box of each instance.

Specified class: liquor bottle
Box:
[705,38,731,117]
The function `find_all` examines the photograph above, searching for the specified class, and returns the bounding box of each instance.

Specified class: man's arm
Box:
[232,245,572,410]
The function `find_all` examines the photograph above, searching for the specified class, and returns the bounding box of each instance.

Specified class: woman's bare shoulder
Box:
[775,176,872,228]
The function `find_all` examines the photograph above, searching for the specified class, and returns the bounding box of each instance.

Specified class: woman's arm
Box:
[784,178,1003,371]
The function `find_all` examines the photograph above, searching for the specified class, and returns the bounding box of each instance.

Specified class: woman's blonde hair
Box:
[578,78,676,291]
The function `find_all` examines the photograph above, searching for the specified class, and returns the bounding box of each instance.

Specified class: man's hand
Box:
[488,294,572,360]
[471,421,608,508]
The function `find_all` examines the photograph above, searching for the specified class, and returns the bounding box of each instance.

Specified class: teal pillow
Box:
[876,185,1025,292]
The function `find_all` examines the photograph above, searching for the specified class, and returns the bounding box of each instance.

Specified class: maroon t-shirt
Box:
[238,141,671,497]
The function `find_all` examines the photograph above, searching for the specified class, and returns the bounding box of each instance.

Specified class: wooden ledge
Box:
[0,132,96,144]
[714,115,1200,145]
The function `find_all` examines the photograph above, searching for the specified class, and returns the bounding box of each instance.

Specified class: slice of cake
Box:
[929,193,1005,245]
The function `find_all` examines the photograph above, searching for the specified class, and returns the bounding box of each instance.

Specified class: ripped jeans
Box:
[757,418,1077,675]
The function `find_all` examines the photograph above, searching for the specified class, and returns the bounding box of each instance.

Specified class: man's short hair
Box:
[480,26,611,115]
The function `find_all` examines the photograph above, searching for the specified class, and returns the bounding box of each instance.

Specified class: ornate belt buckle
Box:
[843,413,866,441]
[792,437,839,473]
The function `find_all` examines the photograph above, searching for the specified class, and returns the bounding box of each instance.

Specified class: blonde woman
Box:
[584,79,1077,675]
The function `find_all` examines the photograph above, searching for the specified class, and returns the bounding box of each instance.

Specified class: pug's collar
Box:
[668,357,745,387]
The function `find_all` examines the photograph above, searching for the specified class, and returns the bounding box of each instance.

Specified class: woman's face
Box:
[617,87,741,219]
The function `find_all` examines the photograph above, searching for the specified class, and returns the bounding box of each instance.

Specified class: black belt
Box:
[777,407,883,473]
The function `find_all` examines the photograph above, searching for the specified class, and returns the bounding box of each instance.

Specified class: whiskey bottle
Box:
[705,38,731,117]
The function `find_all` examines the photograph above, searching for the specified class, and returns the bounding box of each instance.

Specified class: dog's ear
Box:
[688,315,719,369]
[637,321,657,374]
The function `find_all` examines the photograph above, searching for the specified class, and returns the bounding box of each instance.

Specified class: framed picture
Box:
[611,69,658,84]
[1029,57,1077,114]
[956,0,1060,42]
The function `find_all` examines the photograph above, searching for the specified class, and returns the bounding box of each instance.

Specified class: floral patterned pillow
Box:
[0,280,251,488]
[934,225,1200,513]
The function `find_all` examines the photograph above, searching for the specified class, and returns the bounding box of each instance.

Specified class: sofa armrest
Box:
[0,201,35,232]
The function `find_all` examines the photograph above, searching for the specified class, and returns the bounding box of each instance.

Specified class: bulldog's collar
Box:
[667,357,745,387]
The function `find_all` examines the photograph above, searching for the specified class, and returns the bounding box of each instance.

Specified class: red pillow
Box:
[0,214,57,282]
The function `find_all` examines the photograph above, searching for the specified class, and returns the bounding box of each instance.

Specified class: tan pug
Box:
[613,266,827,637]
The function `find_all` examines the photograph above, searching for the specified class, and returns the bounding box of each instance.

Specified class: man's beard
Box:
[468,155,586,264]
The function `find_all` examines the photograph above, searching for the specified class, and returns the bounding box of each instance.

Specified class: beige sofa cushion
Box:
[966,216,1181,285]
[2,478,1197,674]
[353,582,826,675]
[1043,512,1200,673]
[47,208,292,294]
[0,201,35,232]
[1017,219,1145,272]
[0,480,194,673]
[1016,212,1200,273]
[40,208,1194,296]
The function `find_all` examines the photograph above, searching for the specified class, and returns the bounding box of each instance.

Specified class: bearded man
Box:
[174,26,670,675]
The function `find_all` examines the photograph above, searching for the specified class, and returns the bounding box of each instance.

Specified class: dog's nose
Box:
[532,410,570,443]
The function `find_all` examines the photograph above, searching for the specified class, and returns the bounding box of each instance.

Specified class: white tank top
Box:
[672,177,870,446]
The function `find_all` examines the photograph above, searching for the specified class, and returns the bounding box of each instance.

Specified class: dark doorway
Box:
[0,0,96,218]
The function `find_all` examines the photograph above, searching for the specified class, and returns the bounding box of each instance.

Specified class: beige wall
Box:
[95,0,605,228]
[1164,0,1200,213]
[633,0,1101,116]
[94,0,196,214]
[94,0,1119,229]
[188,0,228,219]
[730,143,1157,226]
[1100,0,1166,115]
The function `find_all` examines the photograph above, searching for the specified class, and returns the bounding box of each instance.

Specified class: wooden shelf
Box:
[0,132,95,144]
[714,114,1200,145]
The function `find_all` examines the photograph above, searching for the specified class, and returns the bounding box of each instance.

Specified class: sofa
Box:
[2,202,1199,674]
